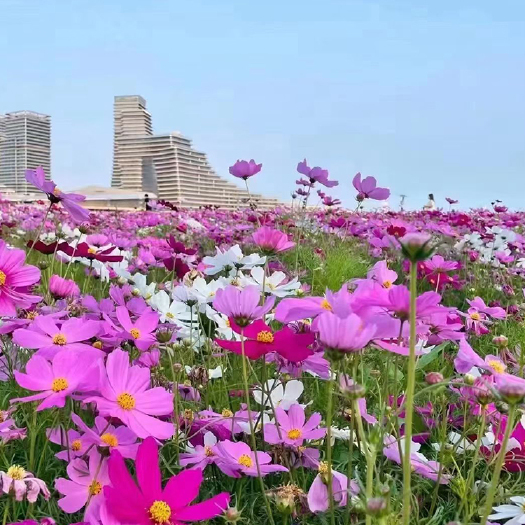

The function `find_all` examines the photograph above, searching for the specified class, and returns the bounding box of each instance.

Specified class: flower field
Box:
[2,164,525,525]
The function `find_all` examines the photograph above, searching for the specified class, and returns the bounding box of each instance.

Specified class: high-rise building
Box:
[112,95,279,209]
[0,111,51,193]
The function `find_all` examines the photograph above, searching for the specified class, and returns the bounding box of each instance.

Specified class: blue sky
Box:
[1,0,524,209]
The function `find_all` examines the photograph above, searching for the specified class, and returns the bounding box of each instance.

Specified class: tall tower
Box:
[0,111,51,193]
[112,96,152,189]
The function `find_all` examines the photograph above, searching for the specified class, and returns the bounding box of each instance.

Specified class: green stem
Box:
[325,374,336,525]
[240,329,275,525]
[28,405,38,472]
[27,202,52,258]
[401,261,418,525]
[480,404,517,525]
[167,348,180,464]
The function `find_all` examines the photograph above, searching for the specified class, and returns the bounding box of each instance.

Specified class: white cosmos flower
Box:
[482,426,521,453]
[190,277,229,307]
[488,496,525,524]
[184,365,224,379]
[131,273,156,301]
[252,379,304,411]
[150,290,194,325]
[205,307,240,340]
[202,245,266,276]
[431,432,475,454]
[242,266,301,298]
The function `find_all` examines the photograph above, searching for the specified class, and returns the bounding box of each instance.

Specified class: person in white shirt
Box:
[424,193,436,211]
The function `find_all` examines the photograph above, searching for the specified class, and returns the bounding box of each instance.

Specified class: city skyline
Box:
[0,110,51,193]
[112,95,280,209]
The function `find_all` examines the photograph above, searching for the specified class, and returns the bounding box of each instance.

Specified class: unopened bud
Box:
[345,383,366,400]
[37,260,50,270]
[399,232,434,262]
[497,376,525,405]
[493,335,509,349]
[156,328,174,344]
[425,372,444,385]
[223,506,242,523]
[464,374,476,386]
[366,497,388,517]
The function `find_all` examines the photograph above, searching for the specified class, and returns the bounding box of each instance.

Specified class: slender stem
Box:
[480,404,517,525]
[167,348,180,464]
[401,261,418,525]
[325,373,336,525]
[240,329,275,525]
[27,202,52,258]
[28,405,38,472]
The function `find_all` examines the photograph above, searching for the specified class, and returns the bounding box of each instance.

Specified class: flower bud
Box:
[223,506,242,523]
[366,497,388,517]
[493,335,509,349]
[399,232,434,262]
[345,383,366,400]
[464,373,476,385]
[156,328,174,344]
[425,372,444,385]
[37,260,50,270]
[496,375,525,405]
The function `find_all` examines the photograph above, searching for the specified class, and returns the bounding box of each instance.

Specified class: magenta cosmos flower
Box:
[228,159,262,180]
[352,172,390,201]
[13,316,103,359]
[317,312,376,352]
[116,306,159,351]
[264,404,326,447]
[85,349,173,440]
[215,318,314,361]
[252,226,295,254]
[12,351,95,411]
[213,285,275,327]
[55,450,109,521]
[215,440,288,478]
[297,159,338,188]
[104,437,230,525]
[49,275,80,299]
[25,167,90,223]
[0,240,41,316]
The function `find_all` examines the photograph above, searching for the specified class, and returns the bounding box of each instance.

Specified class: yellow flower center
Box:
[149,500,171,524]
[117,392,136,410]
[321,299,332,311]
[101,433,119,447]
[287,429,302,440]
[53,187,61,196]
[222,408,233,418]
[204,445,214,457]
[318,461,329,475]
[487,359,506,374]
[256,330,274,343]
[51,377,69,392]
[166,312,174,319]
[0,270,6,286]
[26,311,38,320]
[184,409,194,422]
[225,318,231,327]
[52,333,67,345]
[92,340,103,349]
[71,439,82,451]
[470,312,481,321]
[6,465,26,480]
[383,280,392,288]
[88,480,102,496]
[130,328,141,339]
[238,454,253,468]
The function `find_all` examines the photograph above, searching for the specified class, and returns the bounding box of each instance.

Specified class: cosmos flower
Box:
[115,305,159,351]
[49,275,80,299]
[0,240,41,316]
[352,172,390,201]
[85,348,174,440]
[229,159,262,180]
[252,226,295,254]
[297,159,338,188]
[104,437,230,524]
[0,465,50,502]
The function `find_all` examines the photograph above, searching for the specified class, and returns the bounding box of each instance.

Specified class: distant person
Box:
[144,193,151,211]
[423,193,436,211]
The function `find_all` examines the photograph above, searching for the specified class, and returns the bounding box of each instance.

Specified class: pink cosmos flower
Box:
[454,339,508,375]
[13,316,103,359]
[0,465,50,502]
[213,285,275,327]
[0,416,26,444]
[47,427,87,461]
[353,260,398,289]
[264,404,326,447]
[180,431,219,471]
[339,375,378,425]
[252,226,295,254]
[104,437,230,524]
[297,159,338,188]
[307,463,358,513]
[467,297,506,319]
[12,351,96,411]
[71,413,139,459]
[318,312,376,353]
[215,440,288,477]
[55,450,109,522]
[0,240,41,316]
[352,172,390,201]
[85,349,173,440]
[115,306,159,351]
[446,197,458,205]
[25,167,90,223]
[215,318,314,361]
[383,435,450,484]
[229,159,262,180]
[49,275,80,299]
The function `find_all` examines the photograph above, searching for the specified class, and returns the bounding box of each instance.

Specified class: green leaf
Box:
[416,342,449,370]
